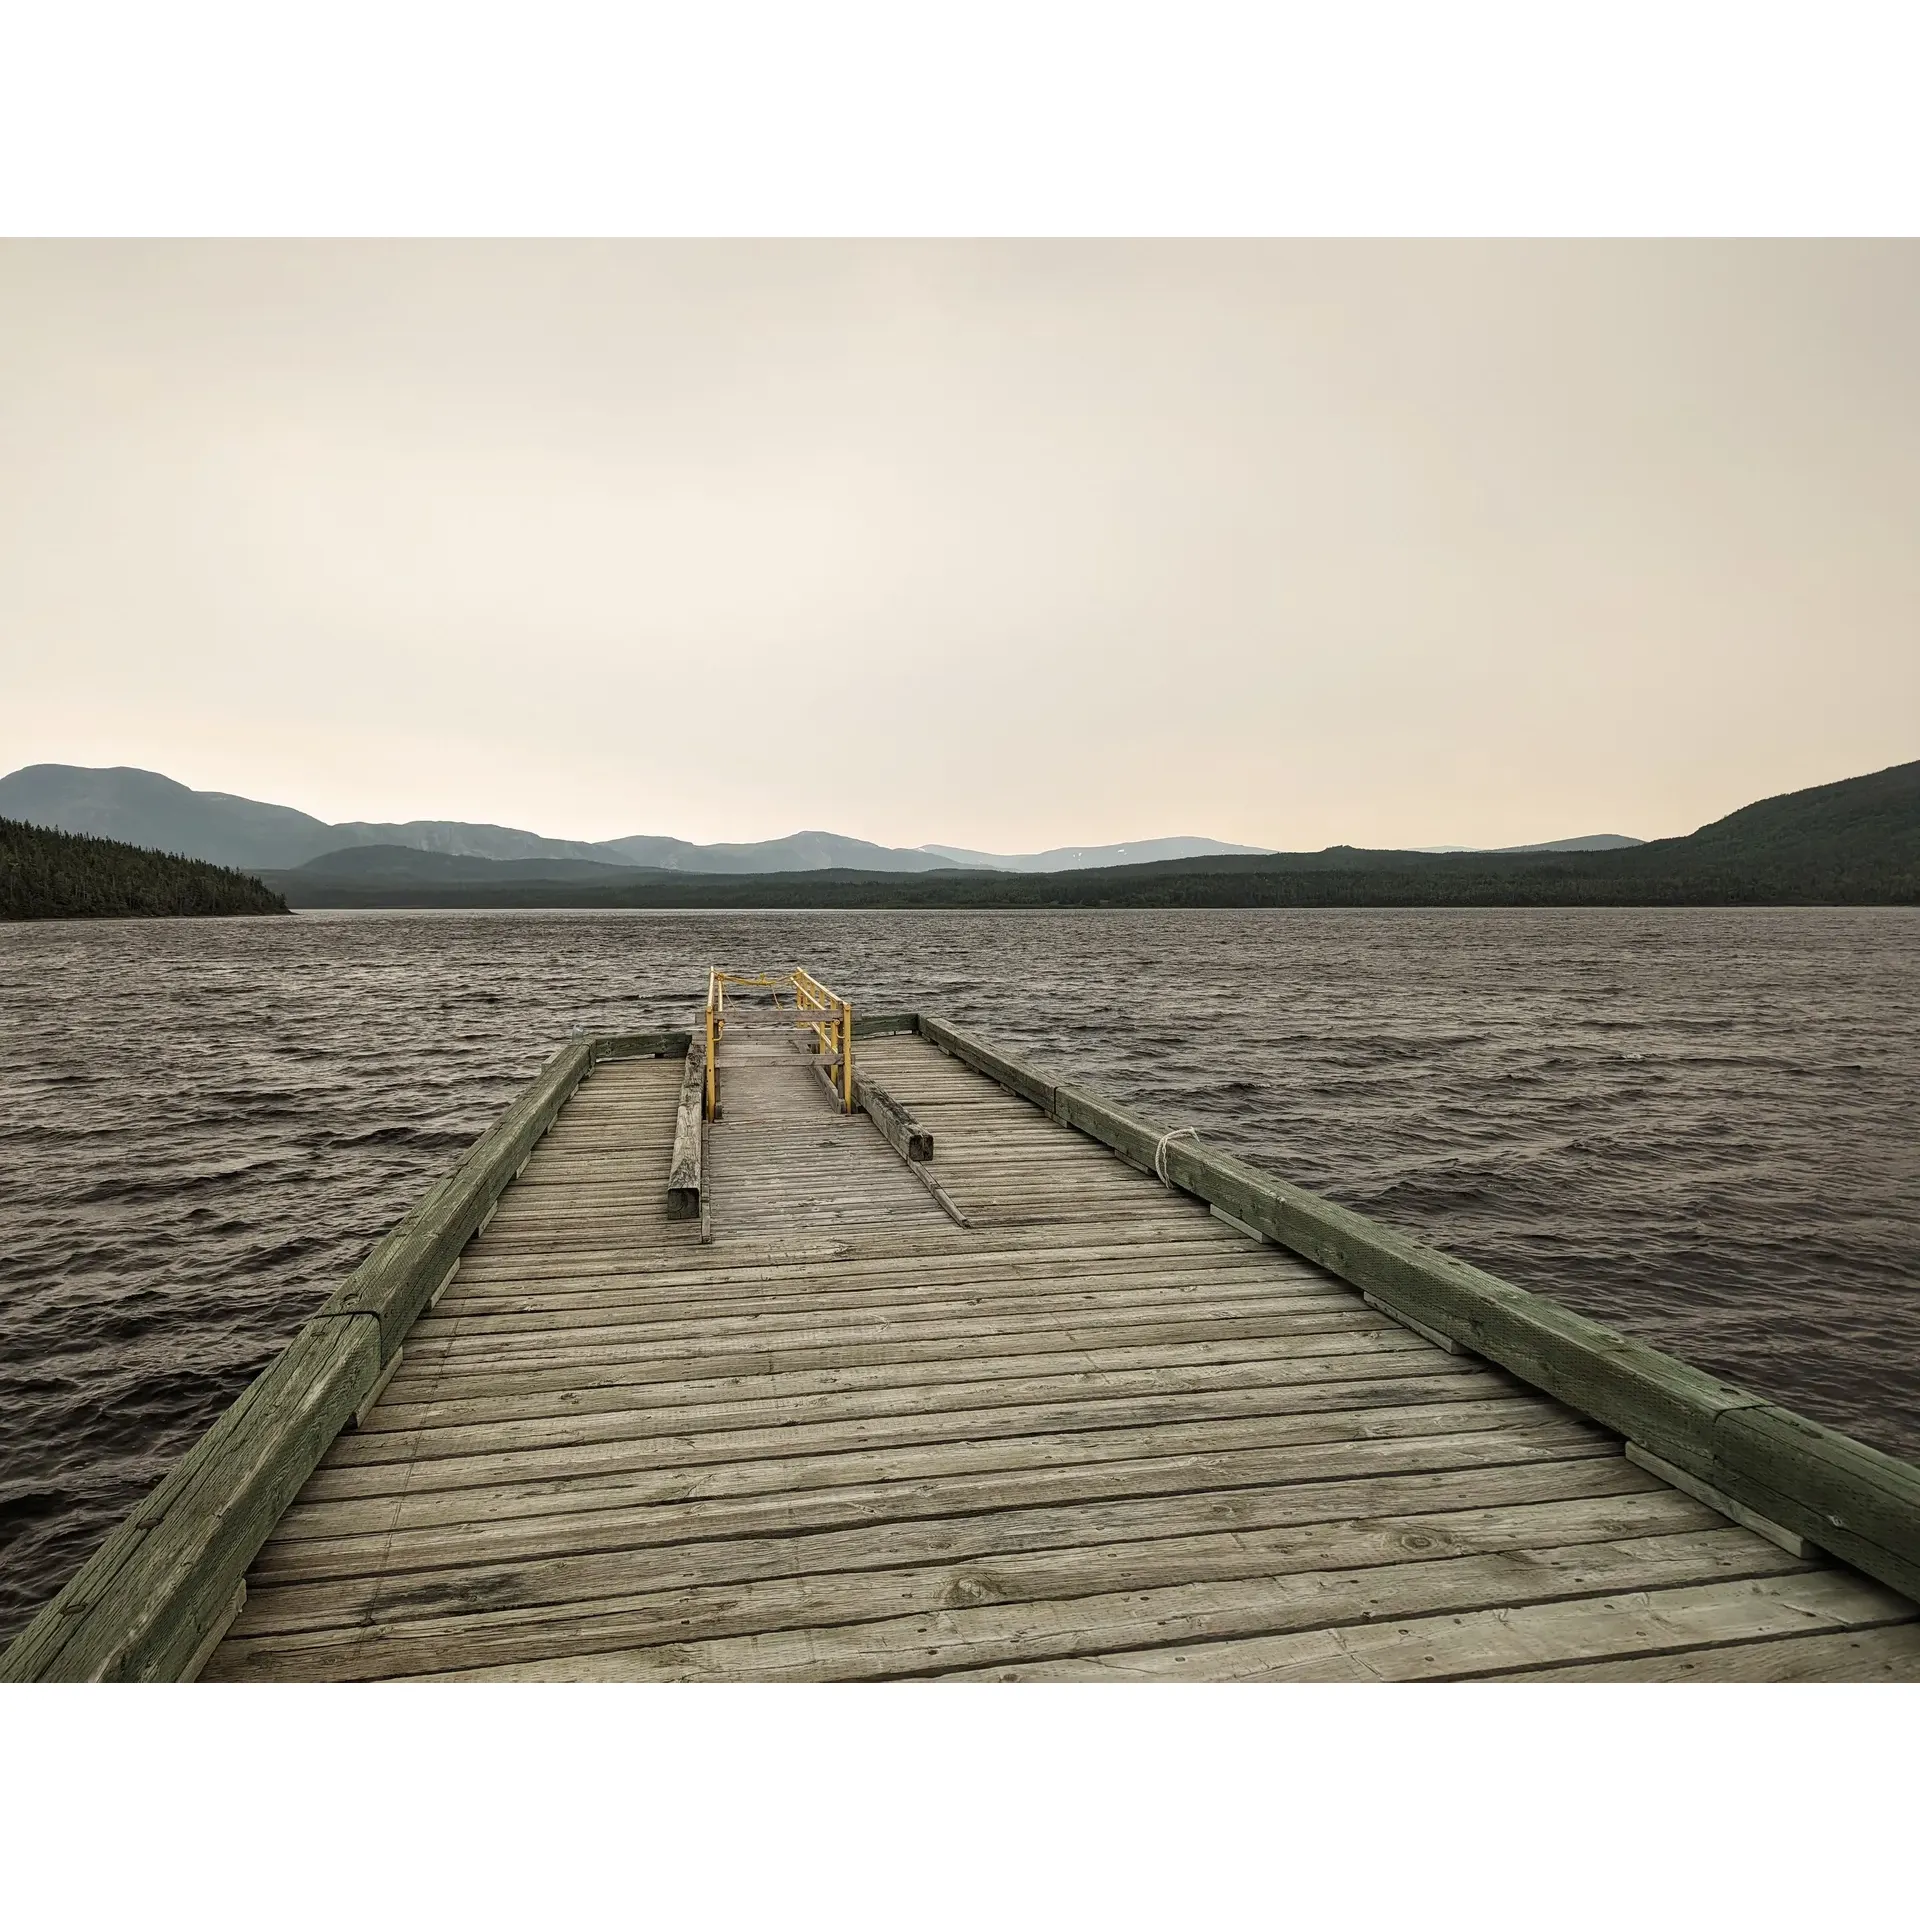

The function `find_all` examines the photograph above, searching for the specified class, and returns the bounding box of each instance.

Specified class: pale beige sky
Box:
[2,241,1914,849]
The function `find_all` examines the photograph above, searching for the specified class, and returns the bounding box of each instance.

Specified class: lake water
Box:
[2,907,1915,1642]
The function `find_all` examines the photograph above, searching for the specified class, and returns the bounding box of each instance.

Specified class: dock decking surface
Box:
[205,1033,1920,1681]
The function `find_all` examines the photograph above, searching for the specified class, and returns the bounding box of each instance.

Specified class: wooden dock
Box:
[9,997,1920,1682]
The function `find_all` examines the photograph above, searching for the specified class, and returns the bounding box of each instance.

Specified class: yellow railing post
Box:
[705,968,719,1120]
[841,997,854,1111]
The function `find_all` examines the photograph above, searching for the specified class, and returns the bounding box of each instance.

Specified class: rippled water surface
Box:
[2,907,1916,1640]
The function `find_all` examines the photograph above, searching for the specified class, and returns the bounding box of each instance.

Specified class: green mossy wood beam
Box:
[321,1039,597,1361]
[0,1316,380,1681]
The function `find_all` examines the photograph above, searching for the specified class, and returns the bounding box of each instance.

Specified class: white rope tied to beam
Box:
[1154,1126,1200,1188]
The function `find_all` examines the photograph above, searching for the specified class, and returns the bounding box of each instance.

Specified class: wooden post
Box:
[854,1072,933,1161]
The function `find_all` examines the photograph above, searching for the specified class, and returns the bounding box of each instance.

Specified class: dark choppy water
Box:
[2,907,1916,1641]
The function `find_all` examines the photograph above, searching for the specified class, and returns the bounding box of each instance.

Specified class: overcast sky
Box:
[2,241,1914,850]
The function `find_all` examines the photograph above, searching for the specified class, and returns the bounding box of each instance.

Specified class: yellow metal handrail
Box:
[705,967,854,1119]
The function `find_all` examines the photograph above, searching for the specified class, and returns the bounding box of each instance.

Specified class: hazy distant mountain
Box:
[0,766,960,873]
[0,765,637,870]
[931,832,1650,867]
[1415,835,1643,852]
[919,836,1273,873]
[255,757,1920,910]
[0,764,346,870]
[328,819,635,864]
[295,846,642,883]
[0,762,1643,880]
[597,831,961,873]
[2,765,1272,876]
[1474,834,1644,853]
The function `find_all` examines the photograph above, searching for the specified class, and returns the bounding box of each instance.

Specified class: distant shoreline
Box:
[265,899,1919,916]
[254,883,1920,911]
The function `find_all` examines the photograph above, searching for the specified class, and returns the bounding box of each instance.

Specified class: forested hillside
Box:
[1,817,289,920]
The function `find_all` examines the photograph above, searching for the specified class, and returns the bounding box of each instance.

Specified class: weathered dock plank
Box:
[220,1495,1743,1683]
[949,1568,1917,1684]
[225,1459,1666,1649]
[404,1534,1815,1682]
[177,1024,1919,1683]
[1491,1619,1920,1683]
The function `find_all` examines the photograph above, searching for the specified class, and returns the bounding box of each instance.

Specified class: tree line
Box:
[1,817,290,920]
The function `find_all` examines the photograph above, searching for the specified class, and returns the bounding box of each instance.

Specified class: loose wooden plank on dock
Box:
[665,1039,705,1220]
[182,1023,1918,1683]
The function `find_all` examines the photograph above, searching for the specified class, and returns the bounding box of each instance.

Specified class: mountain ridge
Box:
[0,762,1645,875]
[918,835,1276,871]
[238,758,1917,909]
